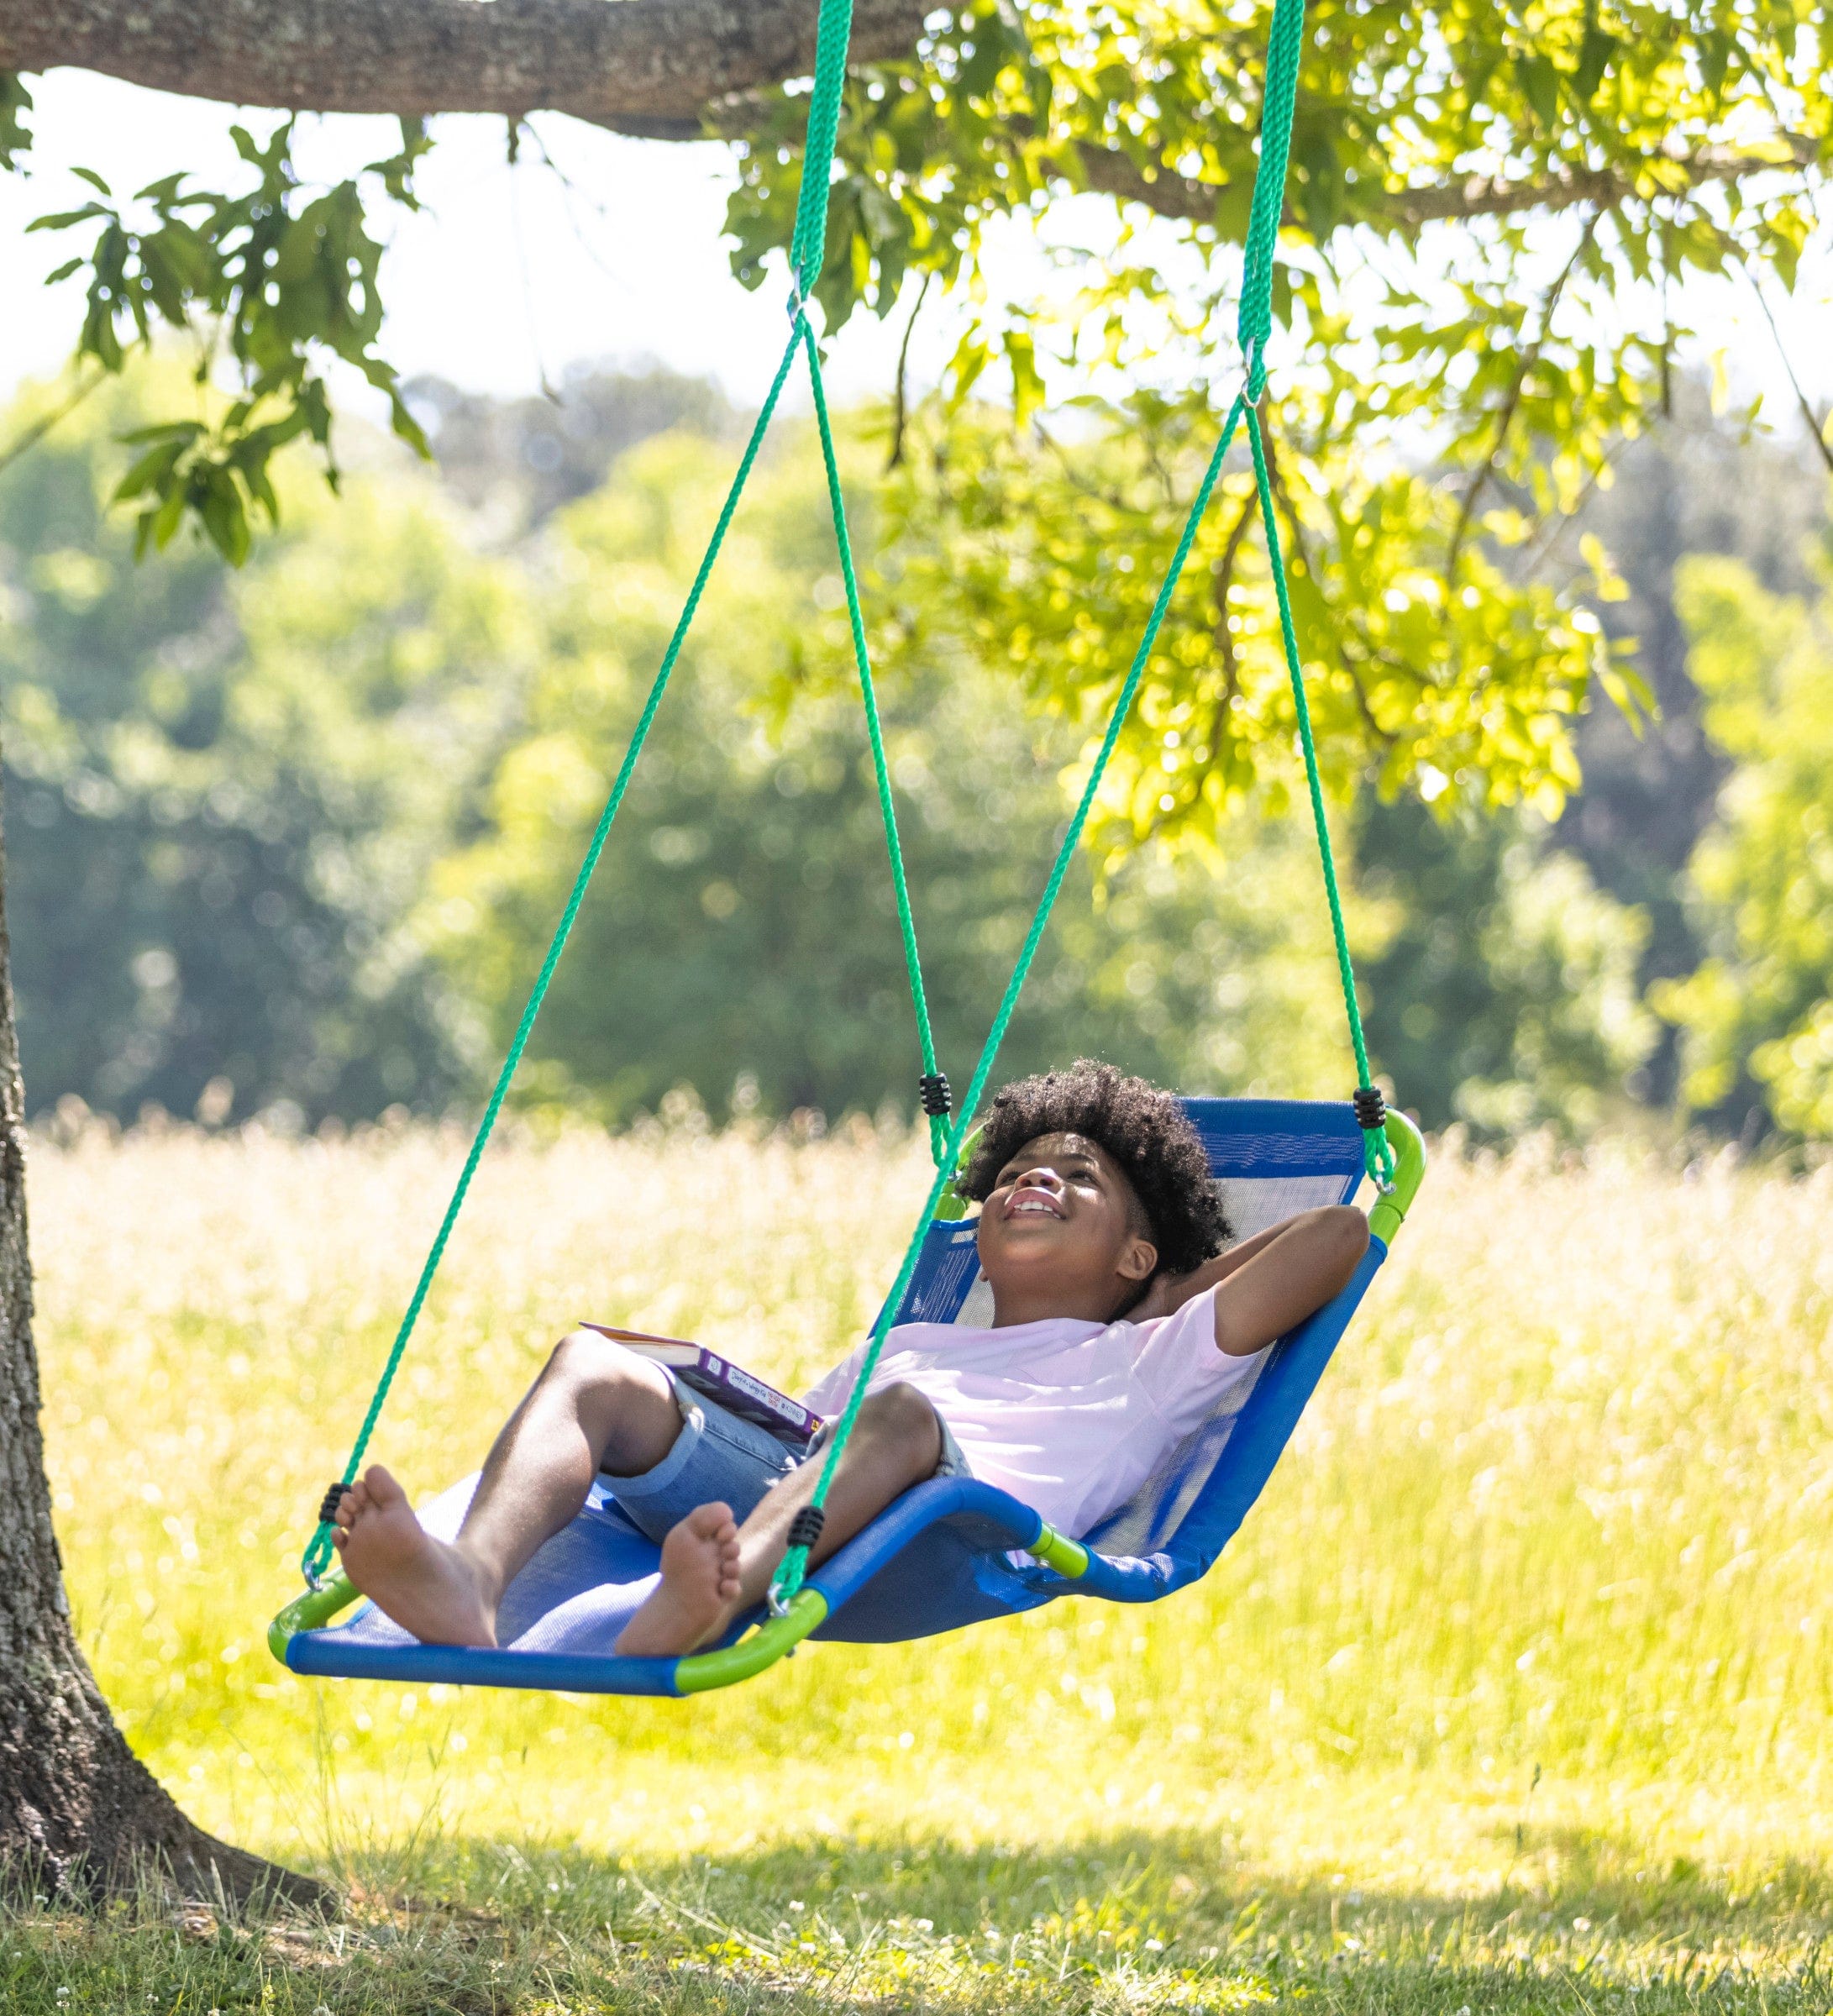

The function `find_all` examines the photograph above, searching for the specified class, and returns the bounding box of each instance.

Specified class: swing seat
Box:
[274,1097,1422,1696]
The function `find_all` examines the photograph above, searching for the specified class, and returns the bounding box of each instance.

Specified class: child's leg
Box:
[334,1331,684,1647]
[615,1382,943,1656]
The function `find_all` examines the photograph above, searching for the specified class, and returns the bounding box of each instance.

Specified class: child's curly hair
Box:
[959,1059,1230,1277]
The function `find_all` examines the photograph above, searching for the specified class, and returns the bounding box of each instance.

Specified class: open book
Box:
[575,1323,820,1446]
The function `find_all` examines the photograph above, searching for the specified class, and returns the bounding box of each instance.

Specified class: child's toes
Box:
[681,1501,733,1546]
[363,1464,410,1512]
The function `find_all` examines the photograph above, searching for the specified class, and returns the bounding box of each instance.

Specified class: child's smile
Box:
[1005,1180,1066,1219]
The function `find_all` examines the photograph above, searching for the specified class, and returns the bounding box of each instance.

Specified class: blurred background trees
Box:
[2,358,1826,1145]
[1656,554,1833,1140]
[0,370,525,1123]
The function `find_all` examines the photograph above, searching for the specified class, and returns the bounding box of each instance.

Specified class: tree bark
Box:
[0,0,930,138]
[0,778,323,1909]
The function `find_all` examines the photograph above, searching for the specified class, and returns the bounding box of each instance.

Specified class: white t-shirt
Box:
[801,1285,1268,1541]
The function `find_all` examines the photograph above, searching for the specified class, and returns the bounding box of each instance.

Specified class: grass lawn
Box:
[7,1122,1830,2013]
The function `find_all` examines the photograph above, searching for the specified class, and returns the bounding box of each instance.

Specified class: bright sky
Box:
[3,67,1830,445]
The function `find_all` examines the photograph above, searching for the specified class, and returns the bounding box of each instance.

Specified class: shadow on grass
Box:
[6,1824,1828,2016]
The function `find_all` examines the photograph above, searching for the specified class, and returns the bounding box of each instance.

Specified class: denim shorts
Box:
[601,1373,972,1544]
[601,1373,802,1544]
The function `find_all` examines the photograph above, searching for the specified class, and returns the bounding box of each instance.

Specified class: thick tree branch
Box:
[8,0,1817,218]
[0,0,928,132]
[1074,132,1819,231]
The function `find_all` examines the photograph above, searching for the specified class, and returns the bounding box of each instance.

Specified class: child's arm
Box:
[1132,1205,1368,1356]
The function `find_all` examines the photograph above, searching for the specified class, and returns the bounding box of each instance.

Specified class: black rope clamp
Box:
[1352,1085,1387,1132]
[318,1479,351,1526]
[787,1504,826,1553]
[919,1072,952,1119]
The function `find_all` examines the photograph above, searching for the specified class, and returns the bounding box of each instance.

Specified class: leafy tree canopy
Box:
[3,0,1828,843]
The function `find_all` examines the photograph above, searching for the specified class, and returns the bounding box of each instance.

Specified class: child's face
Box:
[974,1130,1158,1317]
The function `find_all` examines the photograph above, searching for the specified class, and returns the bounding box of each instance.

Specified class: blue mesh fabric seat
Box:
[282,1097,1400,1696]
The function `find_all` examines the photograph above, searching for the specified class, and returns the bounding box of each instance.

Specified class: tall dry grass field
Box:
[13,1123,1833,2013]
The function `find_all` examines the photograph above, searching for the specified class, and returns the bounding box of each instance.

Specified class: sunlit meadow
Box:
[8,1120,1832,2013]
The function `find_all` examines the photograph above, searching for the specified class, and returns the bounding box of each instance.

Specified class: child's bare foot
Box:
[334,1464,498,1647]
[613,1503,742,1656]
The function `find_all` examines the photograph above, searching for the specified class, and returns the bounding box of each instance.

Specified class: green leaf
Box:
[133,171,192,205]
[1514,55,1560,131]
[113,438,189,503]
[1699,29,1735,99]
[385,386,433,461]
[148,481,187,552]
[0,71,31,171]
[138,235,191,324]
[198,466,252,566]
[365,116,433,209]
[947,328,992,411]
[1004,328,1045,428]
[119,420,207,444]
[1573,25,1618,102]
[28,204,112,233]
[70,165,113,197]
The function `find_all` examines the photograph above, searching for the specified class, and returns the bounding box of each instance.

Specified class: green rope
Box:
[1244,402,1394,1188]
[772,0,1396,1602]
[801,319,950,1165]
[1237,0,1307,398]
[767,391,1253,1613]
[307,0,1395,1620]
[301,0,890,1585]
[1235,0,1390,1181]
[789,0,853,296]
[299,319,807,1584]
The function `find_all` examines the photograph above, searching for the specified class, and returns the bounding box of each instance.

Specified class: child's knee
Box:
[547,1330,670,1401]
[857,1382,943,1462]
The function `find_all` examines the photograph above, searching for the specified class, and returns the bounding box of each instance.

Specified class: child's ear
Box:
[1118,1235,1158,1284]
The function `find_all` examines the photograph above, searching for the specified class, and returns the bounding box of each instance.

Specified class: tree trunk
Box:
[0,777,323,1909]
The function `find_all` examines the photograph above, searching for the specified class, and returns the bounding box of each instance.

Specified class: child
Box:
[334,1060,1368,1656]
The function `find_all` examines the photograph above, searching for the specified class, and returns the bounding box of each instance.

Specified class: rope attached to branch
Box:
[299,0,927,1585]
